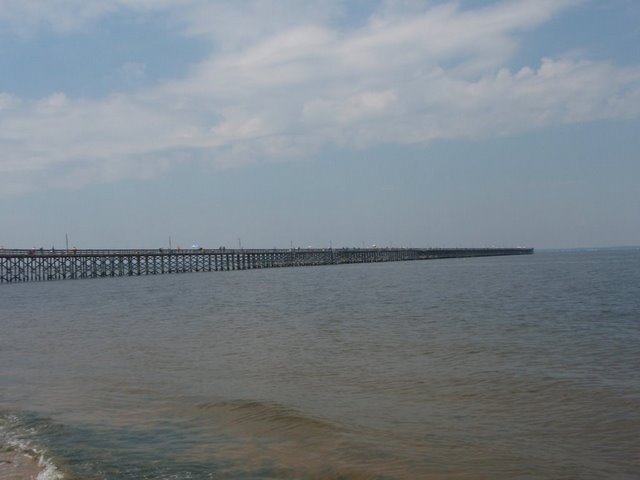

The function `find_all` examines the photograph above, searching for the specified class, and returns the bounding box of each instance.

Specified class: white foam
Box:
[0,414,64,480]
[37,455,64,480]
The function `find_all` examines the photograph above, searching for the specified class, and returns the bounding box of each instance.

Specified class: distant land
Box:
[538,246,640,253]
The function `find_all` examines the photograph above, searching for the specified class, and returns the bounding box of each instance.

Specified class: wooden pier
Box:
[0,247,533,284]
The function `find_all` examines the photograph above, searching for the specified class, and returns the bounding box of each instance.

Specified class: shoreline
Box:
[0,448,44,480]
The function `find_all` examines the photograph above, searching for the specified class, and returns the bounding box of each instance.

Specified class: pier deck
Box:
[0,247,533,283]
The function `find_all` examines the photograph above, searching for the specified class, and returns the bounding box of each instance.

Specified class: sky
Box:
[0,0,639,250]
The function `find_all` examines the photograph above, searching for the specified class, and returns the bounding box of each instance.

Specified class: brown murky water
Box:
[1,250,639,479]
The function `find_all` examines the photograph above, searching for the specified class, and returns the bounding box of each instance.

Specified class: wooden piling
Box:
[0,247,533,284]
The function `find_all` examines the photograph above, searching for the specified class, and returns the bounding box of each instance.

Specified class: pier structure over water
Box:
[0,247,533,284]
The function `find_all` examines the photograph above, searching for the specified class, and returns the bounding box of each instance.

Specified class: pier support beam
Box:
[0,247,533,284]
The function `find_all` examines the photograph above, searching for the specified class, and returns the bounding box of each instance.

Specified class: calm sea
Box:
[1,250,638,479]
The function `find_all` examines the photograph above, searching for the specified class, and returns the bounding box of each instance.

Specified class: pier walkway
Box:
[0,247,533,284]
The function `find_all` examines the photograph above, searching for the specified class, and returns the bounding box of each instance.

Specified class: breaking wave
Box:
[0,411,64,480]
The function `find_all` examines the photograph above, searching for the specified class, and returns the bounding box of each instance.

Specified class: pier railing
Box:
[0,247,533,283]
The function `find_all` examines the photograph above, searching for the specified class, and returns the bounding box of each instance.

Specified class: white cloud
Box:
[118,62,147,84]
[304,90,398,124]
[36,92,69,112]
[1,0,639,195]
[0,92,19,111]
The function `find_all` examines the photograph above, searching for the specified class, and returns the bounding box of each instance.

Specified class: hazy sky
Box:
[1,0,638,249]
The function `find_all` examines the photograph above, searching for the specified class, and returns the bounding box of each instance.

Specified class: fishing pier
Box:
[0,247,533,284]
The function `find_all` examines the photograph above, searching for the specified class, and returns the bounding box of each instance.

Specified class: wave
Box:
[195,399,341,436]
[0,411,64,480]
[187,399,423,479]
[1,403,431,479]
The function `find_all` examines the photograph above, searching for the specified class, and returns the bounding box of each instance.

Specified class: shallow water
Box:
[1,250,639,479]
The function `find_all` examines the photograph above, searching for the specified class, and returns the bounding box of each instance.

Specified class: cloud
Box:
[0,93,19,111]
[118,62,147,84]
[1,0,639,195]
[304,89,398,124]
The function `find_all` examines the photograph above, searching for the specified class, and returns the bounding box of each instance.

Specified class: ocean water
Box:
[1,250,638,479]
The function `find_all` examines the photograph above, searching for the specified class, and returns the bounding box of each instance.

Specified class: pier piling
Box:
[0,247,533,284]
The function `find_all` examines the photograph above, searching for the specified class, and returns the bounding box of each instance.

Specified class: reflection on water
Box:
[1,250,639,479]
